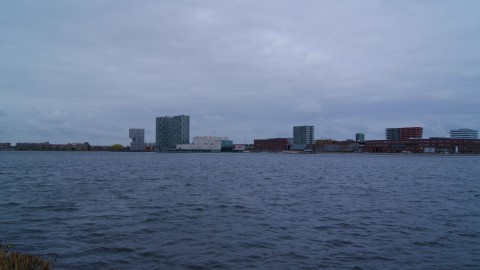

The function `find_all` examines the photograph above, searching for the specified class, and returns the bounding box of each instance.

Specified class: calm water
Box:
[1,152,479,269]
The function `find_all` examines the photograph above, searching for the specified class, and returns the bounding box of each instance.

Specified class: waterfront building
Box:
[234,144,254,152]
[254,138,290,152]
[315,139,359,153]
[156,115,190,151]
[365,138,480,154]
[129,128,145,151]
[355,133,365,142]
[385,128,400,140]
[221,140,234,152]
[233,144,246,152]
[290,144,308,151]
[293,125,314,145]
[449,128,478,139]
[176,136,230,152]
[386,127,423,140]
[144,143,156,152]
[0,143,13,151]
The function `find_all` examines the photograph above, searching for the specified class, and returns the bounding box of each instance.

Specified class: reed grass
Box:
[0,243,53,270]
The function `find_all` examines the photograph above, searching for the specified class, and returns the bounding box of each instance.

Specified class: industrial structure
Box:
[155,115,190,151]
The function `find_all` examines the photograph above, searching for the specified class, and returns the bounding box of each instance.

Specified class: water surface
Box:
[1,152,479,269]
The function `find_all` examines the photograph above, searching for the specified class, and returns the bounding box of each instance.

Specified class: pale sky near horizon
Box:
[1,0,479,145]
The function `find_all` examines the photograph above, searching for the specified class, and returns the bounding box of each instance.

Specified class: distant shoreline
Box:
[2,150,479,156]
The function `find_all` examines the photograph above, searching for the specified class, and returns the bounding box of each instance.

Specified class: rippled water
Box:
[1,152,479,269]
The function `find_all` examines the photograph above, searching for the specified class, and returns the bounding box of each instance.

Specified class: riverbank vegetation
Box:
[1,243,53,270]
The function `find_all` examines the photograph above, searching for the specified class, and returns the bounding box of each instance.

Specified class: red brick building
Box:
[400,127,423,140]
[365,138,480,154]
[254,138,290,152]
[386,127,423,140]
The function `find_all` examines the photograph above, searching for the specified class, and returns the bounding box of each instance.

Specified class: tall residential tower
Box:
[155,115,190,151]
[293,125,314,144]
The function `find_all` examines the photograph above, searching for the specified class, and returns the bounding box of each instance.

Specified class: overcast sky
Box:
[1,0,479,145]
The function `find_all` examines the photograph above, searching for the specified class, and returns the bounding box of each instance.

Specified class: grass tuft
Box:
[1,243,53,270]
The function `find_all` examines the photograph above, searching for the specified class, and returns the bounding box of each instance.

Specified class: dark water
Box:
[1,152,479,269]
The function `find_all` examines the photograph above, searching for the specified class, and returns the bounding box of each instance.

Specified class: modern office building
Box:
[385,128,400,140]
[156,115,190,151]
[386,127,423,140]
[176,136,231,152]
[293,125,314,144]
[356,133,365,142]
[450,128,478,139]
[129,128,145,151]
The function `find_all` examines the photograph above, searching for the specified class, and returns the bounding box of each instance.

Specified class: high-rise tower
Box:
[129,128,145,151]
[155,115,190,151]
[293,125,314,144]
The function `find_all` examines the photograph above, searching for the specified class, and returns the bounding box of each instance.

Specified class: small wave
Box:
[0,202,20,207]
[82,246,135,255]
[51,206,78,212]
[240,241,275,249]
[413,241,447,247]
[458,232,480,238]
[143,217,159,223]
[313,225,330,231]
[326,239,353,248]
[282,251,310,260]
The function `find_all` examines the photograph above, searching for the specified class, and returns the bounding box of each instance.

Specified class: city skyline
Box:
[1,116,479,146]
[1,1,479,145]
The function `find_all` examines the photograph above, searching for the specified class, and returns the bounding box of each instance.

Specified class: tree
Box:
[110,144,124,151]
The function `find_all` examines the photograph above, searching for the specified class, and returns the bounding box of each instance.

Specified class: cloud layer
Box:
[1,0,479,145]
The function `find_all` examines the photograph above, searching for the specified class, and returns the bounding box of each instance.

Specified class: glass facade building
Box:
[356,133,365,142]
[293,126,314,145]
[450,128,478,139]
[155,115,190,151]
